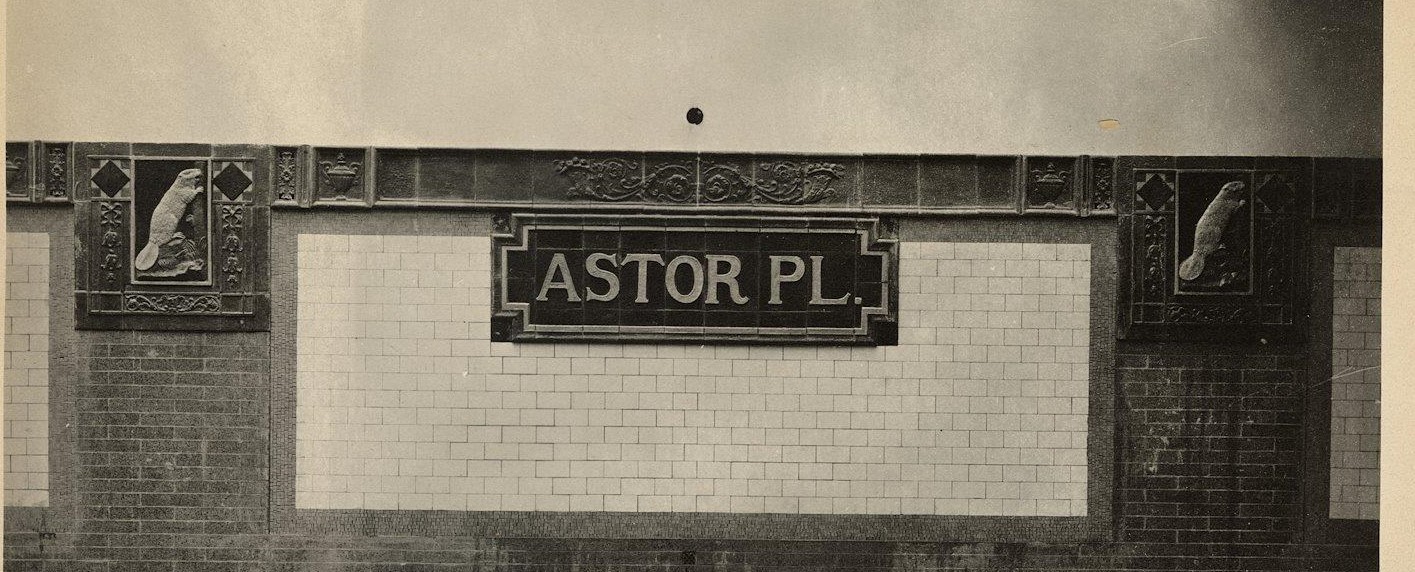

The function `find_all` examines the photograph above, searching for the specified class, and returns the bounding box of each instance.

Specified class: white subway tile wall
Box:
[5,232,50,507]
[1330,246,1380,520]
[295,236,1090,516]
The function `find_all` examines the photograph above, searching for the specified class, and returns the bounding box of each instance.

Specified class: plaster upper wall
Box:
[5,0,1380,157]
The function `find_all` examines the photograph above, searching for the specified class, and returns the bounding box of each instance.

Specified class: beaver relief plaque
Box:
[131,161,212,284]
[1119,165,1305,341]
[75,148,270,331]
[1174,173,1253,295]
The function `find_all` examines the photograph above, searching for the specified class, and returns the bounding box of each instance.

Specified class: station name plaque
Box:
[492,214,898,345]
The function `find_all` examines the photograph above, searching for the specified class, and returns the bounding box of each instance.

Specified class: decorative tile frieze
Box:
[5,143,1382,221]
[5,142,74,203]
[372,148,418,202]
[5,142,32,200]
[1087,156,1115,213]
[315,148,367,204]
[273,146,301,204]
[1312,158,1381,222]
[548,155,851,205]
[752,160,848,204]
[1024,156,1077,211]
[123,293,223,314]
[43,142,71,200]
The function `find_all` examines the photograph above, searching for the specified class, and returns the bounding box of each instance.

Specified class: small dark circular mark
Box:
[686,107,704,125]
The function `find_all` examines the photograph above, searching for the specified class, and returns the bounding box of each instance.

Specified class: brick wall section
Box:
[1330,246,1380,520]
[251,536,1376,571]
[5,232,50,507]
[1117,349,1303,544]
[296,235,1091,516]
[73,331,269,567]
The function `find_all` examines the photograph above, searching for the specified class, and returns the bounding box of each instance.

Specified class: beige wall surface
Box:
[1330,246,1382,521]
[4,1,1380,157]
[4,232,50,507]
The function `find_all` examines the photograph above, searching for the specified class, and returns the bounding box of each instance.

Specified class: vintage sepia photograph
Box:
[2,1,1392,570]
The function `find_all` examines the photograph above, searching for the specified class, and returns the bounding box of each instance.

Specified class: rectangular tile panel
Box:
[295,234,1090,516]
[5,232,50,506]
[1330,246,1380,520]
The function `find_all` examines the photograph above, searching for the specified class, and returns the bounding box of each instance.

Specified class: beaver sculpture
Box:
[1178,180,1247,282]
[135,168,206,274]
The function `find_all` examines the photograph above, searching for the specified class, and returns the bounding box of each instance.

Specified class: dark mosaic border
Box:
[1301,221,1380,544]
[4,205,80,541]
[270,210,1112,543]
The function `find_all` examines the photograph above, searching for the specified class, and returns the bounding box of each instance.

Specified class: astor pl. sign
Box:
[491,214,898,345]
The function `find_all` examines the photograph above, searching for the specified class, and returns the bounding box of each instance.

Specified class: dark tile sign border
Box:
[71,143,271,331]
[267,210,1113,543]
[491,213,899,345]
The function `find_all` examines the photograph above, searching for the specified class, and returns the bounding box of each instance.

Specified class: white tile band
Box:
[5,232,50,507]
[1330,246,1380,521]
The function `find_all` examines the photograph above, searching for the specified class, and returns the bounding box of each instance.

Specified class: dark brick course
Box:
[1117,347,1307,548]
[69,331,270,566]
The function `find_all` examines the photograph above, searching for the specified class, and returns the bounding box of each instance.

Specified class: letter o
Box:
[665,255,705,303]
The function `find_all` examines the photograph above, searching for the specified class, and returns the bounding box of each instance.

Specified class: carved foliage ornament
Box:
[99,202,124,283]
[46,145,67,197]
[1164,304,1259,324]
[276,148,298,202]
[1142,215,1166,301]
[123,294,221,314]
[491,212,513,235]
[755,161,844,205]
[1090,158,1114,211]
[220,205,245,287]
[553,157,846,205]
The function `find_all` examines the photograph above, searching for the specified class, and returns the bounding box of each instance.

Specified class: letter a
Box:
[536,252,581,302]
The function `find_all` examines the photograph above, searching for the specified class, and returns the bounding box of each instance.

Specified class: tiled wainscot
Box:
[295,235,1090,516]
[1329,246,1380,520]
[5,232,50,507]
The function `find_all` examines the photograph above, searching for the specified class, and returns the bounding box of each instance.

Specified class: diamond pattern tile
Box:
[1136,173,1174,211]
[213,163,252,201]
[91,161,130,197]
[1255,175,1293,213]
